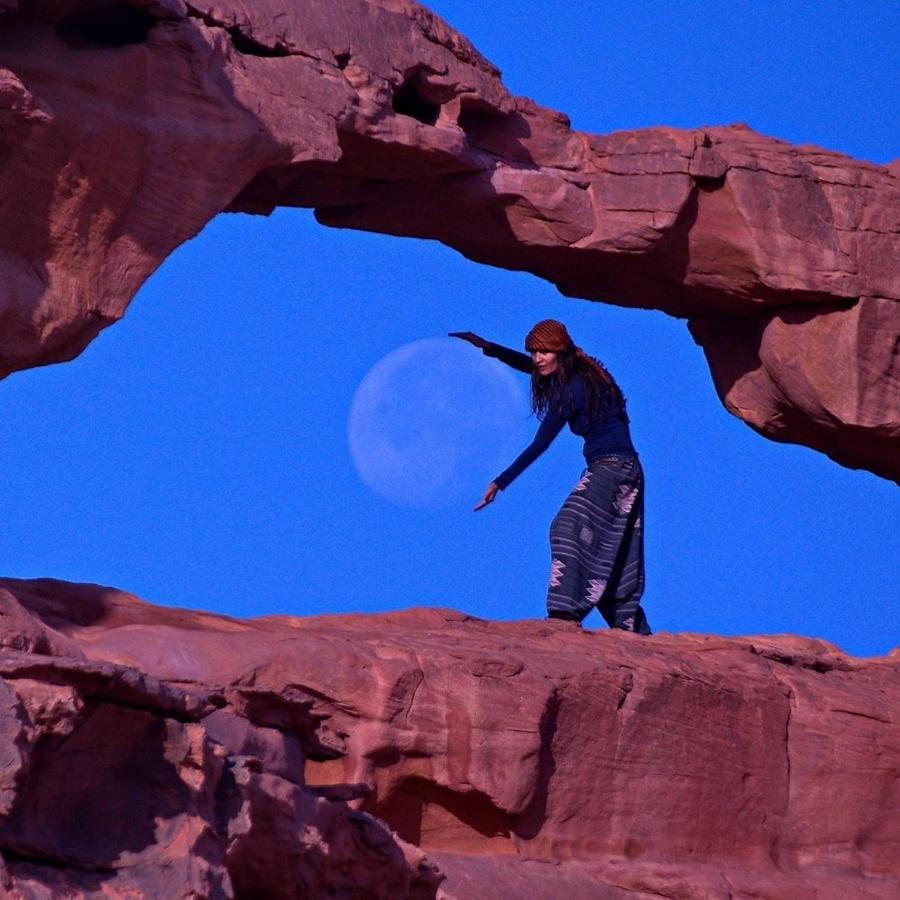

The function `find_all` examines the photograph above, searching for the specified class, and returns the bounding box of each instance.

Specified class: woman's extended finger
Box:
[474,485,498,510]
[448,331,485,348]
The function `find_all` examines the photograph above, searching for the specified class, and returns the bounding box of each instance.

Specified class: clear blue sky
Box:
[2,1,898,656]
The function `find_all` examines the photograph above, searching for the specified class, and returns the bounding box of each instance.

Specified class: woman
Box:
[451,320,651,634]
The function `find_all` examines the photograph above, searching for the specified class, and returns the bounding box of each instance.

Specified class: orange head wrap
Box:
[525,320,574,353]
[524,320,625,419]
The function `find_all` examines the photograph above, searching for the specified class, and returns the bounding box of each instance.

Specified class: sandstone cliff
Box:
[1,578,898,897]
[0,0,898,479]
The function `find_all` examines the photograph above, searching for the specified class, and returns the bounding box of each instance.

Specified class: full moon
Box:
[348,338,530,508]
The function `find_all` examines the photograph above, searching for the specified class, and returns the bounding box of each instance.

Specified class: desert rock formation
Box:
[1,578,898,897]
[0,0,898,479]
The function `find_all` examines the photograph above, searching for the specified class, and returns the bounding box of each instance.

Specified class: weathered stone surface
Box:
[0,577,898,897]
[0,582,439,898]
[0,0,897,479]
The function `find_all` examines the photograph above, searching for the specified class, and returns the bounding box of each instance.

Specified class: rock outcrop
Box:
[0,0,898,479]
[1,577,898,897]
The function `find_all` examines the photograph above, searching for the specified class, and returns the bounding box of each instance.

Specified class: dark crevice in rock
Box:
[77,692,213,722]
[457,102,536,166]
[184,5,294,58]
[615,670,636,710]
[782,684,794,819]
[310,782,372,802]
[365,746,402,767]
[0,846,116,875]
[393,72,441,126]
[213,758,243,836]
[335,51,351,70]
[831,707,892,724]
[456,102,503,137]
[56,3,159,49]
[226,25,291,57]
[513,687,560,840]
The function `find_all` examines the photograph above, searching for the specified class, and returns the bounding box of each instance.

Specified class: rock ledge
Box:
[1,577,898,898]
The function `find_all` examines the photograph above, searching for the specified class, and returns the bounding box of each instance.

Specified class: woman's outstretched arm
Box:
[449,332,532,374]
[492,402,567,491]
[475,407,565,509]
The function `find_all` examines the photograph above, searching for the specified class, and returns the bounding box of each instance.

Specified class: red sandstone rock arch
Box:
[1,0,898,480]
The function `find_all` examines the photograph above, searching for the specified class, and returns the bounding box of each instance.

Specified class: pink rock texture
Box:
[0,0,898,480]
[1,577,898,897]
[0,580,442,898]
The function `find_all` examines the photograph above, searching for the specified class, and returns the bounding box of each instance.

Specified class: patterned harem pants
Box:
[546,454,651,633]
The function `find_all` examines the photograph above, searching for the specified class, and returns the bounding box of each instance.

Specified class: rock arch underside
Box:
[1,1,899,898]
[0,0,898,479]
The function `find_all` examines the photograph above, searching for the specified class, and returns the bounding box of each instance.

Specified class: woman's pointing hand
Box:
[448,331,489,351]
[474,482,499,511]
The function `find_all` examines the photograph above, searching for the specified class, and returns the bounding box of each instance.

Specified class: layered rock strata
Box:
[0,0,897,479]
[1,577,898,897]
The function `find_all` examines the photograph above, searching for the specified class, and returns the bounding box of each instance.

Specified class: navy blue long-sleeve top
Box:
[482,341,636,490]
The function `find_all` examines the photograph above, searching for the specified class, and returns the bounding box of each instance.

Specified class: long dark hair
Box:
[531,348,629,423]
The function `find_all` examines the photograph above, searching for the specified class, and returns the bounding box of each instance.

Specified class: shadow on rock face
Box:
[0,702,191,872]
[368,776,517,854]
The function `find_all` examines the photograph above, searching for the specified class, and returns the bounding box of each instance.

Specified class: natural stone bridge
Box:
[1,0,898,480]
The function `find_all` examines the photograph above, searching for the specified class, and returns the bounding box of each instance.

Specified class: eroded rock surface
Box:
[1,577,898,898]
[0,0,897,479]
[0,581,441,898]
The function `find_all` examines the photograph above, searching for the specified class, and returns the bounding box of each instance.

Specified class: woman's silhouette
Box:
[452,320,651,634]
